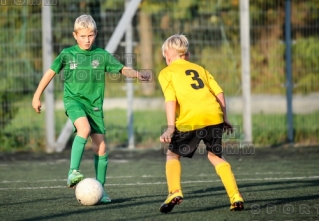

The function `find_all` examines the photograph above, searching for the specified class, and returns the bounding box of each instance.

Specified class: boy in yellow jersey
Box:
[158,34,244,213]
[32,15,149,204]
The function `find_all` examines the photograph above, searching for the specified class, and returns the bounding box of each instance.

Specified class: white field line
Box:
[0,176,318,191]
[1,171,319,184]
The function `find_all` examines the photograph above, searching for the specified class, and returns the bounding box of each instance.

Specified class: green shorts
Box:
[65,100,105,134]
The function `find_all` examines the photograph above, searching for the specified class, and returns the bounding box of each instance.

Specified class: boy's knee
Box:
[95,144,106,156]
[166,150,180,161]
[91,137,107,155]
[77,126,91,137]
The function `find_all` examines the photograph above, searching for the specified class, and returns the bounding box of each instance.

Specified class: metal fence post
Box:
[240,0,252,142]
[285,0,294,143]
[42,4,55,153]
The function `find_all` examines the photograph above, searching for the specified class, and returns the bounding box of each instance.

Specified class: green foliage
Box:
[0,128,45,152]
[199,45,241,95]
[0,6,42,138]
[293,38,319,70]
[250,42,286,94]
[0,92,18,131]
[1,109,318,152]
[292,38,319,94]
[296,74,319,94]
[0,6,41,93]
[102,0,125,10]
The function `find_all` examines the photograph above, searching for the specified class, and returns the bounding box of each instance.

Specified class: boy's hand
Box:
[160,128,175,143]
[138,70,152,81]
[223,119,233,134]
[32,99,42,114]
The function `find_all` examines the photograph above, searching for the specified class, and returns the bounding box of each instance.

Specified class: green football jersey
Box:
[50,45,124,110]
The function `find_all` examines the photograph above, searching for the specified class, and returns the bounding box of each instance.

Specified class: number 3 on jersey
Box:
[185,70,204,89]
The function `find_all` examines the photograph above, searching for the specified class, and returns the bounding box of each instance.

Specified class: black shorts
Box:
[167,123,224,158]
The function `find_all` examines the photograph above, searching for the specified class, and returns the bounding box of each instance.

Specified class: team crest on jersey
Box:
[69,61,77,70]
[91,60,100,69]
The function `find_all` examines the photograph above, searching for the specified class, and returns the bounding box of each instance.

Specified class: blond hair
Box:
[162,34,189,57]
[74,14,97,32]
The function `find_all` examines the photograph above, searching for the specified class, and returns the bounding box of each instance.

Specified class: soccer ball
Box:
[75,178,104,206]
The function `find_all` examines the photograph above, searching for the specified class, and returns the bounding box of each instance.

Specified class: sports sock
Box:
[68,135,87,175]
[94,154,108,186]
[166,159,181,193]
[215,162,239,202]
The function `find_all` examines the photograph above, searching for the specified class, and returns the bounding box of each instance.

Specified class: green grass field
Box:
[0,145,318,221]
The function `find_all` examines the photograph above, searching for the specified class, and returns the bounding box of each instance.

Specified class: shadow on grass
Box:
[245,194,319,210]
[17,206,110,221]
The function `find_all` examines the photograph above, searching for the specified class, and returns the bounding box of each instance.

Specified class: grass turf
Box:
[0,145,319,221]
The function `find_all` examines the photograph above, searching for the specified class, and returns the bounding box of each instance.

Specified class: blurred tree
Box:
[138,7,154,95]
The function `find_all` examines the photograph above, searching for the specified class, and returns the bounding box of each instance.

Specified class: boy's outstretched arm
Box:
[160,101,176,143]
[32,69,56,114]
[121,66,151,81]
[216,92,233,134]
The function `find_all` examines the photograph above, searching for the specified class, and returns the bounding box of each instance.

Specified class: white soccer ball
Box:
[75,178,104,206]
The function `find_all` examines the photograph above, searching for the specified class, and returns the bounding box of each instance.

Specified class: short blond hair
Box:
[162,34,189,57]
[74,14,97,32]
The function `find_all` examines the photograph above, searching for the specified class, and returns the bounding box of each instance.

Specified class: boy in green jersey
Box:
[32,14,149,203]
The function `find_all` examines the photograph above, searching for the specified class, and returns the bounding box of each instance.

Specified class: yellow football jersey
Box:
[158,59,224,131]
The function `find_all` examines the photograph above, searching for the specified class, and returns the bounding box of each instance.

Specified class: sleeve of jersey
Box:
[158,70,176,102]
[50,51,64,74]
[206,70,223,95]
[104,51,124,73]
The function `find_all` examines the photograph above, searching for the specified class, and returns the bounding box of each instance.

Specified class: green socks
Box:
[94,154,108,186]
[68,135,108,187]
[68,135,87,175]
